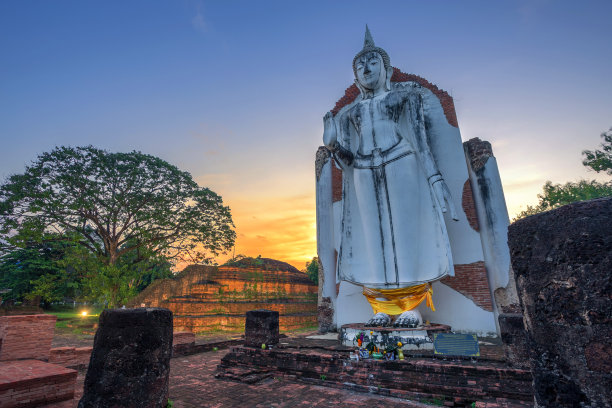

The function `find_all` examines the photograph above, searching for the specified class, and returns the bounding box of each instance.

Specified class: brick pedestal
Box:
[0,359,77,408]
[245,309,279,348]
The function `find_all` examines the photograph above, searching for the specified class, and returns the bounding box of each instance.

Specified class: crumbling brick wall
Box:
[0,314,57,361]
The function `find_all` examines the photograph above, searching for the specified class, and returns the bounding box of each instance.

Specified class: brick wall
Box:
[218,346,533,405]
[464,138,493,172]
[462,179,480,231]
[442,262,493,311]
[49,347,92,368]
[0,314,57,361]
[331,161,343,203]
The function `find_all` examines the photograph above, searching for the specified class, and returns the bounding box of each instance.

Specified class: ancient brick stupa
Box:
[128,257,318,332]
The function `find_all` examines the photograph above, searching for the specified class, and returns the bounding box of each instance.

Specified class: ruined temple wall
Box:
[166,301,317,316]
[191,280,317,296]
[464,139,520,337]
[174,314,316,332]
[131,263,318,332]
[127,266,211,307]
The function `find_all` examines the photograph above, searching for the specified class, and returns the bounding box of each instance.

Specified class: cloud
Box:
[191,3,207,33]
[516,0,550,24]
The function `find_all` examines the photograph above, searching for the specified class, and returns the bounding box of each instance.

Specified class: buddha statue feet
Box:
[394,310,423,328]
[366,312,391,327]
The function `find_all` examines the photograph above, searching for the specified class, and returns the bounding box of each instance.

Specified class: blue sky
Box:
[1,1,611,267]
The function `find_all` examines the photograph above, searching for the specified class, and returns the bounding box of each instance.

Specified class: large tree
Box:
[0,146,235,284]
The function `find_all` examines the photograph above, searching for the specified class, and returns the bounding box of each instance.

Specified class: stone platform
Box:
[216,336,533,407]
[340,323,450,350]
[0,359,77,408]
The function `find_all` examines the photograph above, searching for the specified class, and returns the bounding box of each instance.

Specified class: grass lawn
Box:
[45,305,103,336]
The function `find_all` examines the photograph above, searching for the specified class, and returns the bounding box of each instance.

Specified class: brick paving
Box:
[0,359,77,408]
[52,349,431,408]
[42,332,511,407]
[169,349,431,408]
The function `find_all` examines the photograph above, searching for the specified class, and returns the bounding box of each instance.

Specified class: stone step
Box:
[217,346,534,406]
[167,297,317,303]
[174,313,317,333]
[163,301,318,316]
[189,280,317,296]
[0,360,77,408]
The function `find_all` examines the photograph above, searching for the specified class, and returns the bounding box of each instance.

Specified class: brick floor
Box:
[0,360,76,408]
[42,332,515,408]
[51,349,431,408]
[170,350,432,408]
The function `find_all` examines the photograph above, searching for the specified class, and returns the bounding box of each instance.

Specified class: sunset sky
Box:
[1,1,611,269]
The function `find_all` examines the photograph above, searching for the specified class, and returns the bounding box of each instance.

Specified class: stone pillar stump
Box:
[78,308,173,408]
[245,309,279,348]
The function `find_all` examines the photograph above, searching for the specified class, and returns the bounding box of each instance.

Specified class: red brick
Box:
[442,262,493,311]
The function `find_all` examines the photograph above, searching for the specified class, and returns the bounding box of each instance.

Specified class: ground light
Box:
[81,311,88,317]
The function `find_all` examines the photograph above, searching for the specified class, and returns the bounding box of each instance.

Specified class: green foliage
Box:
[60,244,173,308]
[582,127,612,175]
[304,257,319,284]
[514,180,612,220]
[0,240,78,306]
[515,129,612,221]
[0,146,235,307]
[223,254,265,268]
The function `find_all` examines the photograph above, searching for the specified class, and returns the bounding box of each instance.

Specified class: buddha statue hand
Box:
[431,178,459,221]
[323,111,337,147]
[366,312,391,327]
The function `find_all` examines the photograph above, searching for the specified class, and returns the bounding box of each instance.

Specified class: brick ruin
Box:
[0,314,78,407]
[128,258,318,333]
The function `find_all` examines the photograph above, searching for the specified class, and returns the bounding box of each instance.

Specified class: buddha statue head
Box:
[353,26,393,97]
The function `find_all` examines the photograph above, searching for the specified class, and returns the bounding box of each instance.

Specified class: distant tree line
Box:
[515,127,612,220]
[0,146,235,308]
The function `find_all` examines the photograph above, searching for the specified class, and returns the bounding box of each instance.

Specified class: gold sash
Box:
[362,283,435,315]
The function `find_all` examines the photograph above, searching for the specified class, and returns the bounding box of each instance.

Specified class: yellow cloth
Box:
[362,283,435,315]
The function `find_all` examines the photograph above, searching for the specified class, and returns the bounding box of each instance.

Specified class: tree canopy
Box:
[514,128,612,220]
[304,257,319,284]
[582,127,612,175]
[0,146,236,306]
[0,146,235,264]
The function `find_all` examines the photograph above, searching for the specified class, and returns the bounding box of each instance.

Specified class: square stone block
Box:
[245,309,279,348]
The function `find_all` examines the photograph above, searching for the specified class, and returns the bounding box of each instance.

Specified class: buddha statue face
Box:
[354,51,387,94]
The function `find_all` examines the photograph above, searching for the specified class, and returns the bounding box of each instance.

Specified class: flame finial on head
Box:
[353,25,391,75]
[364,24,375,48]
